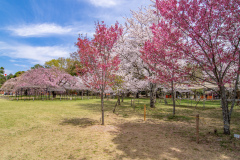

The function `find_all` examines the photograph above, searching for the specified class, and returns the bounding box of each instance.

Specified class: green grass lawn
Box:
[0,97,239,159]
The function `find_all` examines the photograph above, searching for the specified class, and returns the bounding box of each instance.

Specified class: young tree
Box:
[141,22,186,115]
[155,0,240,134]
[110,74,125,105]
[75,21,123,125]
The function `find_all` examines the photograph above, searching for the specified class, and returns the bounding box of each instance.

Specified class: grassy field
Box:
[0,97,240,160]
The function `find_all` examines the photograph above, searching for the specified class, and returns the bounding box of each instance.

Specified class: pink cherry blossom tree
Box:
[14,67,78,92]
[153,0,240,134]
[75,21,123,125]
[141,22,187,115]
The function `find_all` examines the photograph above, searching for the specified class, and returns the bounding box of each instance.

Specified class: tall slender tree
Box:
[76,21,122,125]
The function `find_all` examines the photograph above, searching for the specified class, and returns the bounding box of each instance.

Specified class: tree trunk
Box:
[194,90,197,101]
[136,92,139,98]
[121,92,124,102]
[101,91,104,125]
[113,101,118,113]
[154,89,157,104]
[172,80,175,116]
[150,82,156,108]
[117,94,121,105]
[220,86,230,134]
[52,91,56,98]
[164,92,168,104]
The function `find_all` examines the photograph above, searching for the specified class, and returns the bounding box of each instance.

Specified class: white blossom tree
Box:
[116,2,160,108]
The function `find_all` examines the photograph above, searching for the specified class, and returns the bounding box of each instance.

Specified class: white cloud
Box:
[6,23,96,38]
[0,41,73,64]
[9,59,17,62]
[7,23,73,37]
[89,0,118,7]
[14,64,28,68]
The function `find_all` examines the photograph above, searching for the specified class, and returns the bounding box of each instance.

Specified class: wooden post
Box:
[131,99,133,106]
[203,89,205,109]
[144,105,146,121]
[196,114,199,144]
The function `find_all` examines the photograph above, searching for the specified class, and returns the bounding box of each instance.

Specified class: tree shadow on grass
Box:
[164,104,217,110]
[60,118,98,127]
[75,99,137,115]
[110,121,237,160]
[74,100,224,125]
[75,100,116,112]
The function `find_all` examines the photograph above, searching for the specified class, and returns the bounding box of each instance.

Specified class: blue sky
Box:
[0,0,152,75]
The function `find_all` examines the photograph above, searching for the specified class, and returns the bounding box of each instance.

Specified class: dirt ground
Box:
[74,113,240,160]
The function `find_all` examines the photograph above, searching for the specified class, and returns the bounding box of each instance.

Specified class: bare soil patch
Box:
[59,112,240,160]
[109,117,240,160]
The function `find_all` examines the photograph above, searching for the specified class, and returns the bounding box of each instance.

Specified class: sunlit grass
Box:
[0,97,239,159]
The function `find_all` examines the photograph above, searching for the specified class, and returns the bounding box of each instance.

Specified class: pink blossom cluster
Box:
[75,21,123,92]
[14,67,78,91]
